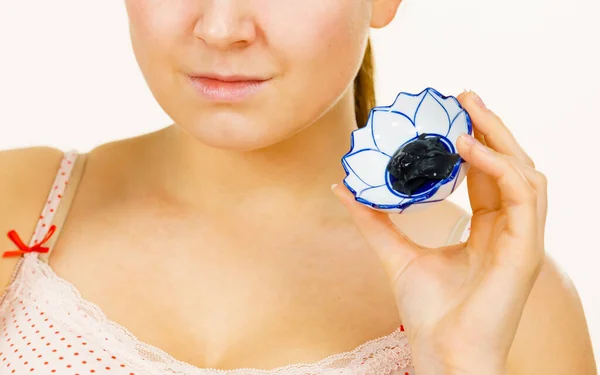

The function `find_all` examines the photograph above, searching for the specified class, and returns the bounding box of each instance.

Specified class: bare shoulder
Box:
[390,200,470,248]
[0,146,65,292]
[507,254,597,374]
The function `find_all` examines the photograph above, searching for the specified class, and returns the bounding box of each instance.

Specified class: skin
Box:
[0,0,596,373]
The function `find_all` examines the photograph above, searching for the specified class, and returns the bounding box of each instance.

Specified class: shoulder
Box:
[507,254,597,374]
[0,146,66,291]
[0,146,65,212]
[390,200,470,248]
[0,145,65,179]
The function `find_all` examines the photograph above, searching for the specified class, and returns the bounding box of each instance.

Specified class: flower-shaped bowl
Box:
[341,87,472,214]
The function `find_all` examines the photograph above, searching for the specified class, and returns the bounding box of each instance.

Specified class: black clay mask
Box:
[386,133,460,196]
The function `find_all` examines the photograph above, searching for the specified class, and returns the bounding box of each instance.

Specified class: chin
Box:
[181,111,299,152]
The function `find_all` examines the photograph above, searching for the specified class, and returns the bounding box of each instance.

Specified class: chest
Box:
[43,213,402,370]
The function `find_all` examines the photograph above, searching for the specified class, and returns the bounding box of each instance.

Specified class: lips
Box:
[192,76,266,87]
[192,74,268,82]
[187,74,270,102]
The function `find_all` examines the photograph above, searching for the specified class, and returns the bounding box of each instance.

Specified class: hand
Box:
[332,90,547,375]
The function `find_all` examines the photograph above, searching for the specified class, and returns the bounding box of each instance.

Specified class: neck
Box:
[149,90,359,219]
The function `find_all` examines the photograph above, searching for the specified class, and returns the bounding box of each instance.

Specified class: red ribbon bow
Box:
[3,225,56,258]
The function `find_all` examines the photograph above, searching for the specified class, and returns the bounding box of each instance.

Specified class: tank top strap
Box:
[30,149,88,263]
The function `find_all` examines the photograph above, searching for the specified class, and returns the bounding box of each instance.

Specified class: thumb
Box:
[331,183,421,282]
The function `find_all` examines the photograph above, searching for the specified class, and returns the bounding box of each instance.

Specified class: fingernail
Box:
[330,184,338,192]
[460,133,476,146]
[461,134,490,153]
[471,91,487,110]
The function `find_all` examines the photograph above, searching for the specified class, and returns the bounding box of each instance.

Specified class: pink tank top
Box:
[0,150,471,375]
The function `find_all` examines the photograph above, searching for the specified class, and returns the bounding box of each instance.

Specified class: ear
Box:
[370,0,403,29]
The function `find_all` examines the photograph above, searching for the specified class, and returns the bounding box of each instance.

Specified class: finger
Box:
[526,169,548,240]
[500,157,548,245]
[457,134,537,247]
[331,183,421,281]
[458,134,544,322]
[465,129,502,214]
[457,91,535,167]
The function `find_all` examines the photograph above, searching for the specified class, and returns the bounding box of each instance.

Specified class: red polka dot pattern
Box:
[28,150,77,249]
[0,298,137,374]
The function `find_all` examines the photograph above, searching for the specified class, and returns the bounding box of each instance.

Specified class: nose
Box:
[194,0,256,49]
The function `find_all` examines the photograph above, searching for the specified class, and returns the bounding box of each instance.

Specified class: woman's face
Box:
[124,1,397,151]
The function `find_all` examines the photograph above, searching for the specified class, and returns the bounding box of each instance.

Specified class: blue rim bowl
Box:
[341,87,473,214]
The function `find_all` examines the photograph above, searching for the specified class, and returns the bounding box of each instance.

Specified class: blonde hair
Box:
[353,38,376,129]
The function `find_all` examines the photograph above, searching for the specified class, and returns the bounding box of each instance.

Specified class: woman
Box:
[0,1,596,374]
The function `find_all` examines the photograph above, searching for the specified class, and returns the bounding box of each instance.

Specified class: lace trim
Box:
[2,254,414,375]
[0,149,78,305]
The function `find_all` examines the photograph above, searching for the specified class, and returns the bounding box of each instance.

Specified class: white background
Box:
[1,0,599,366]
